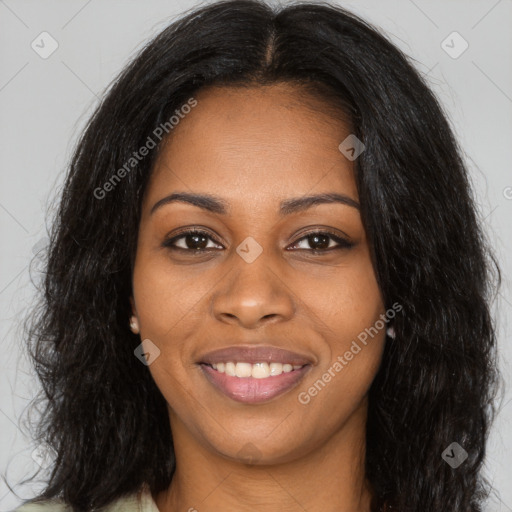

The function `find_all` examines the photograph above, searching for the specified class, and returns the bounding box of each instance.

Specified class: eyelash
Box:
[162,228,354,254]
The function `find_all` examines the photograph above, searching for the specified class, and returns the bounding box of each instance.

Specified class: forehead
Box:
[145,83,358,210]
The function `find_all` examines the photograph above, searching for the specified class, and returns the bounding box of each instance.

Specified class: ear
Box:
[130,296,137,317]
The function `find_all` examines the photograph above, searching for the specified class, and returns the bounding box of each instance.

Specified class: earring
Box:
[386,325,396,339]
[130,316,140,334]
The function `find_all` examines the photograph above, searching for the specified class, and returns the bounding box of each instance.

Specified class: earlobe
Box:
[129,315,140,334]
[129,296,139,334]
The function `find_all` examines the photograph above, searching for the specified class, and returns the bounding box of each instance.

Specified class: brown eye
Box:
[288,231,354,252]
[162,228,354,255]
[163,229,223,251]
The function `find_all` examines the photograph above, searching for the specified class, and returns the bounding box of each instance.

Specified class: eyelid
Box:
[162,226,354,252]
[290,226,353,246]
[287,229,354,251]
[163,227,223,250]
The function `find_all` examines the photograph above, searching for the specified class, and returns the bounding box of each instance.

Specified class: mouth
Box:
[200,361,311,404]
[197,345,314,404]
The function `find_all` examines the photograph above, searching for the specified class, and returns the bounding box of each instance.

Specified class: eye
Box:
[163,229,223,252]
[287,230,354,253]
[162,228,354,254]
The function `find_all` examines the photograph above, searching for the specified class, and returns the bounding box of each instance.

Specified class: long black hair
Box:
[19,0,500,510]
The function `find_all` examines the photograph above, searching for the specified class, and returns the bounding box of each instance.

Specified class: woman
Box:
[15,0,500,510]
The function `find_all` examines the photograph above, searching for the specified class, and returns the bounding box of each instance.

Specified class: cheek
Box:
[295,250,385,401]
[301,248,384,343]
[132,247,214,338]
[132,250,200,412]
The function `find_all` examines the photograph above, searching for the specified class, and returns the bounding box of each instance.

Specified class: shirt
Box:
[13,485,160,512]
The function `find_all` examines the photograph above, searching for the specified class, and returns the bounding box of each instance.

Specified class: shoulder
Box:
[12,500,70,512]
[13,486,159,512]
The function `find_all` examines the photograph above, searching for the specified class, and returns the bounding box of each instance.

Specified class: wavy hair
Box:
[20,0,500,510]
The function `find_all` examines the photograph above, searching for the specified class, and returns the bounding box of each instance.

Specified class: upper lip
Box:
[198,345,314,366]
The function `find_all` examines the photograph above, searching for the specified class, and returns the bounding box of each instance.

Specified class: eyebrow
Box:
[150,191,360,216]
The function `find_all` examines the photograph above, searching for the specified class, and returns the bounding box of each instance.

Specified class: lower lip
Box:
[200,364,311,404]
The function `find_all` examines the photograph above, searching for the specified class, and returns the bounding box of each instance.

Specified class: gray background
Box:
[1,0,511,510]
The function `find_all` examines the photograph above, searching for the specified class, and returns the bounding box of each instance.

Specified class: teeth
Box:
[210,361,303,378]
[235,362,252,378]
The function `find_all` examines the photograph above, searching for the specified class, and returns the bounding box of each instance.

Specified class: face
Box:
[131,83,386,465]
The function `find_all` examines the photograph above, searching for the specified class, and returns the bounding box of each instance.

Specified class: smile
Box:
[200,362,311,404]
[210,361,304,378]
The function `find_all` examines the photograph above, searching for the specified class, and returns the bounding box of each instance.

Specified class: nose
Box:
[210,253,295,329]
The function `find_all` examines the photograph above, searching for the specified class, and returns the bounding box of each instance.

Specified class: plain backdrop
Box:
[1,0,511,510]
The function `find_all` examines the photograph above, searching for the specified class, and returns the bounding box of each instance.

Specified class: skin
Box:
[131,82,387,512]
